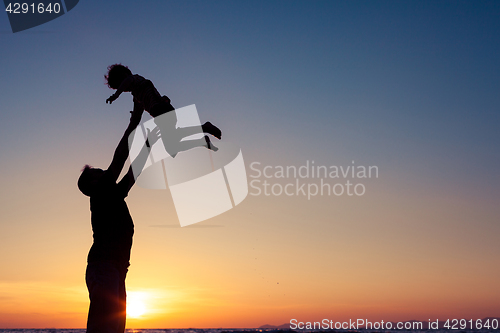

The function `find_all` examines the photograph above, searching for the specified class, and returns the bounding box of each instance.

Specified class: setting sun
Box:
[127,291,148,319]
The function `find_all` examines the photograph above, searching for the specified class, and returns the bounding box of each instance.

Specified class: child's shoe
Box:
[202,122,222,140]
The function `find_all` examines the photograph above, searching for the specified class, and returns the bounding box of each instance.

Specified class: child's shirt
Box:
[113,74,163,112]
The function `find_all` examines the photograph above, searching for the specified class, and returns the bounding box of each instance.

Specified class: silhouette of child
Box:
[105,64,221,157]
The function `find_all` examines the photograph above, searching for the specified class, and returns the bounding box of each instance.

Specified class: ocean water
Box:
[0,330,260,333]
[0,328,262,333]
[0,329,497,333]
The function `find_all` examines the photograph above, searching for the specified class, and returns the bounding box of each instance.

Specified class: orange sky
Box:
[1,173,499,328]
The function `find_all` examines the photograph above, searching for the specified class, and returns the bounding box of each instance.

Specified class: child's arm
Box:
[106,75,136,104]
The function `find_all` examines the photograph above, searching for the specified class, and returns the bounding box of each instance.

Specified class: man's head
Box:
[78,165,104,197]
[105,64,132,89]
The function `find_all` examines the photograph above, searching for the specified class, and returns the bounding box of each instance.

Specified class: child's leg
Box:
[175,135,218,153]
[173,125,203,138]
[153,113,218,157]
[150,99,221,139]
[172,122,221,140]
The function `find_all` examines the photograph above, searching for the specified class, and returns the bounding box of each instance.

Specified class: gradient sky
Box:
[0,0,499,328]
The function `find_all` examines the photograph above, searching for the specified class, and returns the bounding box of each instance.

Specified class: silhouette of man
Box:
[78,102,157,333]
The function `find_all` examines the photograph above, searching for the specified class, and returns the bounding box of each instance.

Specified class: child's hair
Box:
[105,64,132,89]
[78,164,102,197]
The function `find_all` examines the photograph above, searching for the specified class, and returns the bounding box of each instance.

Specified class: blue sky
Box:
[1,1,499,186]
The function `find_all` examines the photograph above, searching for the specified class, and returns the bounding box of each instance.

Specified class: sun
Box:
[127,291,148,318]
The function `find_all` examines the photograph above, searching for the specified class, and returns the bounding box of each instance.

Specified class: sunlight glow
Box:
[127,291,148,318]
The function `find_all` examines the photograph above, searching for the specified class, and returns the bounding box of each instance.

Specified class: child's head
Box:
[78,165,104,197]
[105,64,132,89]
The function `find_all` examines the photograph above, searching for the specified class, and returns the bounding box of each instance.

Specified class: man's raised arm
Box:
[106,101,145,183]
[118,125,160,193]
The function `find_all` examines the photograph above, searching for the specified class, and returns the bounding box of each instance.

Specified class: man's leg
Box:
[117,265,128,333]
[86,261,123,333]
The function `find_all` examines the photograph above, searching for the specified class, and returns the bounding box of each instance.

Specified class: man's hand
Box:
[106,95,117,104]
[108,101,145,183]
[146,127,161,148]
[128,101,145,129]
